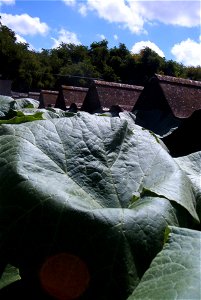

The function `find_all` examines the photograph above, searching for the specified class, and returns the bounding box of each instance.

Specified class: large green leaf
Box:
[0,113,198,299]
[128,226,201,300]
[175,152,201,222]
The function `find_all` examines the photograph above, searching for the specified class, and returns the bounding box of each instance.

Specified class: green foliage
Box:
[0,109,200,299]
[184,66,201,81]
[0,95,74,123]
[128,226,201,300]
[0,22,200,298]
[175,152,201,227]
[0,265,20,290]
[0,23,28,80]
[1,23,200,92]
[0,96,14,116]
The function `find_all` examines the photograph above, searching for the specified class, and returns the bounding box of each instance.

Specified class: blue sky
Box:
[0,0,201,66]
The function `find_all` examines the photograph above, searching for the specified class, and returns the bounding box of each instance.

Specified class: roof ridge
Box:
[155,74,201,87]
[93,80,143,90]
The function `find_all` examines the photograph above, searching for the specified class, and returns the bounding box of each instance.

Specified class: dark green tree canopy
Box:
[0,22,200,92]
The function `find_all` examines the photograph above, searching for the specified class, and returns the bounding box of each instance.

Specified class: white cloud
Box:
[77,0,145,34]
[78,4,88,16]
[15,33,34,50]
[114,34,118,40]
[97,34,106,40]
[62,0,76,6]
[0,0,15,5]
[15,33,27,44]
[171,38,201,66]
[134,0,200,28]
[131,41,165,57]
[51,28,81,48]
[69,0,200,35]
[1,13,49,36]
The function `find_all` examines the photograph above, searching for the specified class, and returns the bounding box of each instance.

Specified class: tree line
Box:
[0,21,200,92]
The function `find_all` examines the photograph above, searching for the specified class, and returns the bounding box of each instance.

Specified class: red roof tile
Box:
[39,90,59,108]
[81,80,143,113]
[55,85,88,110]
[133,74,201,118]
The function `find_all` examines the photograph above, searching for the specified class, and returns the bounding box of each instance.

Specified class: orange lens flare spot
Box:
[39,253,90,300]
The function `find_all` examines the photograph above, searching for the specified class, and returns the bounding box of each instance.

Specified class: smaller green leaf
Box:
[163,226,171,243]
[0,95,14,116]
[129,193,140,205]
[175,152,201,196]
[11,98,39,109]
[0,111,44,124]
[0,265,21,289]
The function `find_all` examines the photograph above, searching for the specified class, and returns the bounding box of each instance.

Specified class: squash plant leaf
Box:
[0,264,21,290]
[0,95,40,121]
[0,96,14,117]
[0,110,45,124]
[175,151,201,221]
[0,112,198,299]
[11,98,39,110]
[127,226,201,300]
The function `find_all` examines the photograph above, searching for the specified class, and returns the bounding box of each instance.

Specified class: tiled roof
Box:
[132,74,201,156]
[0,80,12,96]
[55,85,88,110]
[133,74,201,118]
[28,92,40,101]
[81,80,143,113]
[156,74,201,118]
[39,90,59,108]
[11,92,28,99]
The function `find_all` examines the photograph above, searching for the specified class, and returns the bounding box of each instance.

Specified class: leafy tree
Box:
[110,43,130,62]
[69,44,89,64]
[138,47,165,83]
[184,66,201,81]
[0,21,200,92]
[58,60,101,87]
[0,22,28,80]
[162,59,184,78]
[102,64,120,82]
[89,40,109,73]
[108,43,131,82]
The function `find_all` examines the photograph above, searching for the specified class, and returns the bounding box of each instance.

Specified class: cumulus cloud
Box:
[171,38,201,66]
[51,28,81,48]
[1,13,49,35]
[78,4,88,16]
[15,33,34,50]
[76,0,145,34]
[97,34,106,40]
[134,0,200,28]
[131,41,165,57]
[114,34,118,40]
[15,33,28,44]
[62,0,76,6]
[67,0,200,35]
[0,0,15,5]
